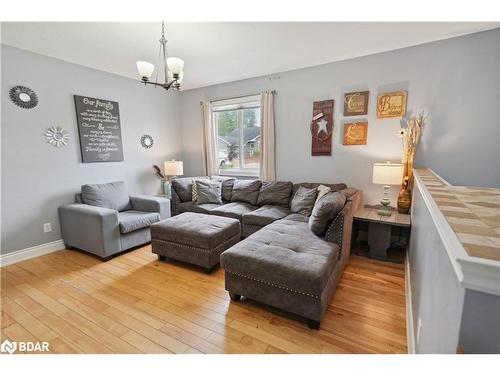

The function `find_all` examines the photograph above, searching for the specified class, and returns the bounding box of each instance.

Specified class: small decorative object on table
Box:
[372,162,404,217]
[154,160,183,199]
[397,111,426,214]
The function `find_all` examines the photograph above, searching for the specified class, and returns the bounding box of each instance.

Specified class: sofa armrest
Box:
[129,195,171,220]
[59,204,120,258]
[325,190,362,264]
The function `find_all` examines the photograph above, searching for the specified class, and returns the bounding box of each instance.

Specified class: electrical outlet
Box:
[43,223,52,233]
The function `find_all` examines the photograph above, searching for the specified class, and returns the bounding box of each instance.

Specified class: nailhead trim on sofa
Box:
[325,213,344,260]
[226,270,320,299]
[153,233,240,254]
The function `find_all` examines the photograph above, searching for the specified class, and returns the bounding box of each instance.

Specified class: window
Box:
[212,95,261,177]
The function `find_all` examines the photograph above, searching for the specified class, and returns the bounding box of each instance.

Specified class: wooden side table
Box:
[353,206,411,262]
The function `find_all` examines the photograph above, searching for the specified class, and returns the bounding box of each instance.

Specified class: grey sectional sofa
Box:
[171,177,351,236]
[60,181,170,260]
[170,176,361,328]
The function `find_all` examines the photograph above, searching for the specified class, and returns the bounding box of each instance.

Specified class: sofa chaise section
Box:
[220,190,361,329]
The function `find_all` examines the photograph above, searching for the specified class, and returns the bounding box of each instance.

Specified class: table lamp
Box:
[163,160,184,198]
[372,162,404,217]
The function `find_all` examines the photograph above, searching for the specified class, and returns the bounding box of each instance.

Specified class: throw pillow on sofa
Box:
[231,180,262,206]
[308,191,347,237]
[191,177,210,202]
[195,180,223,204]
[211,176,235,202]
[290,186,318,216]
[81,181,131,211]
[316,184,331,201]
[257,181,293,207]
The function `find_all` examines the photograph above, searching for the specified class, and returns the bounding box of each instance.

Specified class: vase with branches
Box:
[397,111,426,214]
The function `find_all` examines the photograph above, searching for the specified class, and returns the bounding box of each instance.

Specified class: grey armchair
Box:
[59,181,170,260]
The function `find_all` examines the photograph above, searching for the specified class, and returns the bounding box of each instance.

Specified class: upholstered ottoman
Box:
[151,212,240,273]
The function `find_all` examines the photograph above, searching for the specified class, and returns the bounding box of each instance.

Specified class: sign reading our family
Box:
[74,95,124,163]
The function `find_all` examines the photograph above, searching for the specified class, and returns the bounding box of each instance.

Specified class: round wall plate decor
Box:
[45,126,70,147]
[140,134,154,149]
[9,86,39,109]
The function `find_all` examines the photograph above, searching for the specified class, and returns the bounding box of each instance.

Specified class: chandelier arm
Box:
[140,77,178,90]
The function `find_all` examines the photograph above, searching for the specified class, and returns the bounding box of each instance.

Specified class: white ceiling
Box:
[2,22,499,90]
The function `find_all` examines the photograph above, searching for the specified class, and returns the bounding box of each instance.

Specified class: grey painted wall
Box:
[2,28,499,254]
[1,44,182,254]
[179,29,500,205]
[459,289,500,353]
[409,185,465,353]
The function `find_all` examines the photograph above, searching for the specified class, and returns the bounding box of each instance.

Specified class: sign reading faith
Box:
[74,95,124,163]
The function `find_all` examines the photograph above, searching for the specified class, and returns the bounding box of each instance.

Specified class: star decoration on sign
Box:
[317,118,328,135]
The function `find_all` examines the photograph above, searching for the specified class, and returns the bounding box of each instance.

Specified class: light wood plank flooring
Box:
[0,245,407,354]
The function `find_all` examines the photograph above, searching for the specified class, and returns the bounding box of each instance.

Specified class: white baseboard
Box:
[405,255,416,354]
[0,239,65,267]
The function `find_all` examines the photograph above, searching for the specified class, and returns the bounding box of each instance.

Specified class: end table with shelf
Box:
[352,206,411,263]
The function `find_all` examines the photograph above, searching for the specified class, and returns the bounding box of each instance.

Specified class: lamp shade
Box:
[166,57,184,75]
[164,160,184,176]
[372,162,404,185]
[136,61,154,79]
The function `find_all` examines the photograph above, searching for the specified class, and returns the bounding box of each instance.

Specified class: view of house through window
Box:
[213,96,261,176]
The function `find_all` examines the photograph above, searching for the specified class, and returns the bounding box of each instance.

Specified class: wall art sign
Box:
[310,100,334,156]
[74,95,124,163]
[377,91,407,118]
[343,91,369,116]
[343,122,368,145]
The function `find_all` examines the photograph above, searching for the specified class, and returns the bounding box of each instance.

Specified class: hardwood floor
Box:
[0,245,407,354]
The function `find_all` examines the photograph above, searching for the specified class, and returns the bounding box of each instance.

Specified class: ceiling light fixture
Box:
[136,22,184,91]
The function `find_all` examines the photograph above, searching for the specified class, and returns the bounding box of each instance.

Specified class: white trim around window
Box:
[211,94,262,178]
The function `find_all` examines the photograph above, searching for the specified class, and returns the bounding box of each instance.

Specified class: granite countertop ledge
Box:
[414,168,500,296]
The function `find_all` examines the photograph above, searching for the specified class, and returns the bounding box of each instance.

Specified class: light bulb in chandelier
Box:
[136,61,154,81]
[167,57,184,75]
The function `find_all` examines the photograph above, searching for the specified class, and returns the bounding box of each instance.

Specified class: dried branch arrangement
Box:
[153,165,166,180]
[399,111,426,188]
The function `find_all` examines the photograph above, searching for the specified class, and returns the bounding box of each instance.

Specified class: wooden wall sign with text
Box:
[343,91,369,116]
[343,122,368,145]
[377,91,407,118]
[310,100,334,156]
[74,95,124,163]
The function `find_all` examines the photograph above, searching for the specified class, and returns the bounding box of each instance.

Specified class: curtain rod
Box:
[199,90,276,106]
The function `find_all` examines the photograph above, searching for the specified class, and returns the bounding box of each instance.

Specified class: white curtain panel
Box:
[260,91,276,181]
[202,102,218,176]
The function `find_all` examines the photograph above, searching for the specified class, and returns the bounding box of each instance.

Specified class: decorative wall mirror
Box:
[9,86,39,109]
[140,134,154,149]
